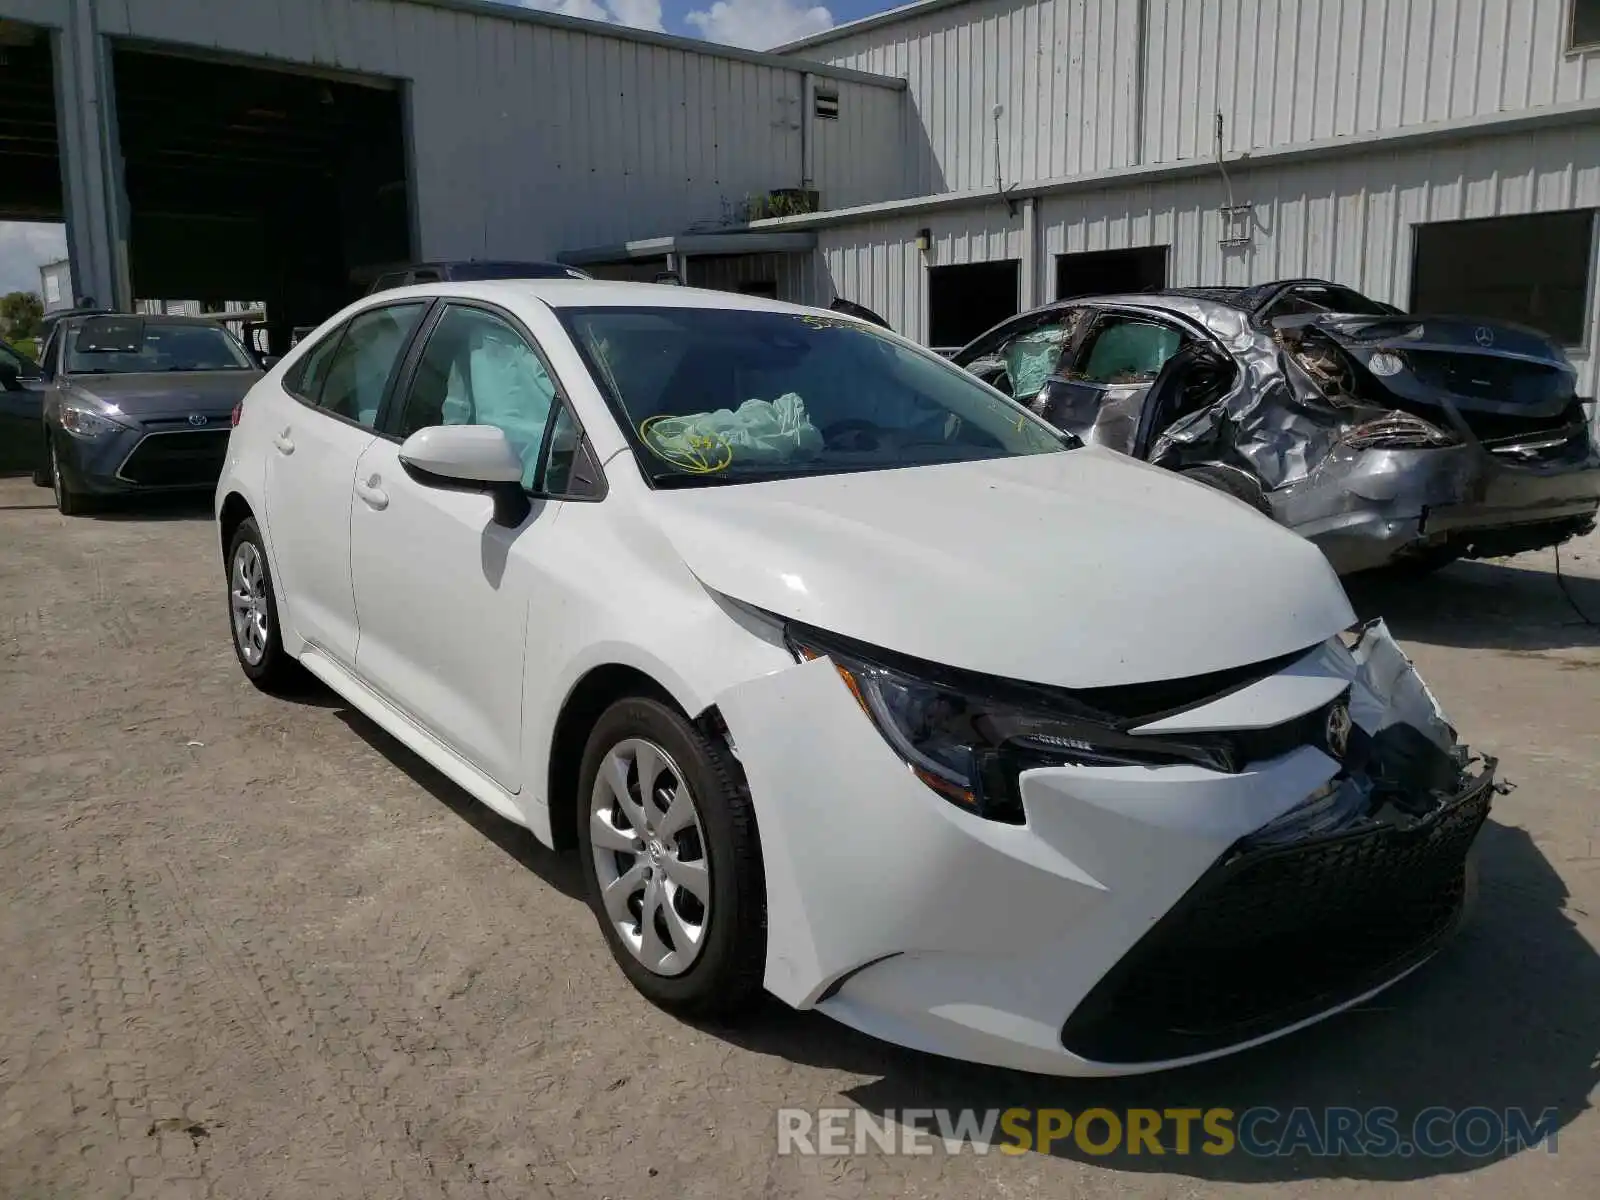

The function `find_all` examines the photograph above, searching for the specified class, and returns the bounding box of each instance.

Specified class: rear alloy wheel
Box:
[578,697,765,1019]
[50,438,90,516]
[226,518,301,692]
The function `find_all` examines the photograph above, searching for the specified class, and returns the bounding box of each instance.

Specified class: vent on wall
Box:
[815,90,839,120]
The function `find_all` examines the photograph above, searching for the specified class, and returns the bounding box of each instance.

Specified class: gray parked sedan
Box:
[32,314,263,515]
[951,280,1600,574]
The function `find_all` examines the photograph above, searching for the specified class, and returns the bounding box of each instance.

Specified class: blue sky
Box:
[510,0,888,50]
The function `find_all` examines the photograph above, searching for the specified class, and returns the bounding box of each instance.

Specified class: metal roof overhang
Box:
[558,231,817,266]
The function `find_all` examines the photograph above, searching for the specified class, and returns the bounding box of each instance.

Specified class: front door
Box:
[1038,311,1189,455]
[264,301,428,666]
[349,301,567,792]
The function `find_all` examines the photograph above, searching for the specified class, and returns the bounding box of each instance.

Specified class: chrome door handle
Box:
[354,476,389,511]
[273,429,295,455]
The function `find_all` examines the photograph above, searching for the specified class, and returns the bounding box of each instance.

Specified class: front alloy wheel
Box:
[577,697,765,1018]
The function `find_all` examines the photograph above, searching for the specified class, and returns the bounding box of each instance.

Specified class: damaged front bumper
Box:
[716,621,1494,1076]
[1276,441,1600,574]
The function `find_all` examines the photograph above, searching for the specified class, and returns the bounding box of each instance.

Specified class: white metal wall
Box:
[793,0,1600,189]
[816,205,1027,343]
[0,0,911,303]
[792,0,1143,193]
[813,77,921,208]
[809,123,1600,396]
[1144,0,1600,164]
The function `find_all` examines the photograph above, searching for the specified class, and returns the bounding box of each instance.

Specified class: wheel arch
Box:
[218,491,255,563]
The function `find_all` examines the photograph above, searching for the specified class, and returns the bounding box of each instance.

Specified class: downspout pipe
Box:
[1132,0,1148,166]
[802,72,817,191]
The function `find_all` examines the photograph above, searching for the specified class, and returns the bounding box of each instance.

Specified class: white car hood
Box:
[647,449,1356,689]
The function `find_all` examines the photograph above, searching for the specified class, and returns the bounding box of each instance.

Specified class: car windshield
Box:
[560,306,1072,487]
[64,317,255,374]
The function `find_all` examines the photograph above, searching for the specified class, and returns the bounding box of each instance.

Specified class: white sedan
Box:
[216,280,1495,1076]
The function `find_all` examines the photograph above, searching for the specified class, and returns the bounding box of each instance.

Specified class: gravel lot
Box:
[0,472,1596,1199]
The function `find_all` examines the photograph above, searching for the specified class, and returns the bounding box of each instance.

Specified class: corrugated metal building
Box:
[5,0,1599,391]
[0,0,912,346]
[761,0,1600,400]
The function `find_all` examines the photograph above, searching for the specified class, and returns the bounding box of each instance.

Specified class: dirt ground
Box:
[0,472,1596,1199]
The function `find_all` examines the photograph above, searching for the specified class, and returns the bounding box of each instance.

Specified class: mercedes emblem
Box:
[1473,326,1495,348]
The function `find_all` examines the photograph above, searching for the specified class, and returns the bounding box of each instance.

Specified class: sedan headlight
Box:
[786,627,1237,823]
[58,400,127,439]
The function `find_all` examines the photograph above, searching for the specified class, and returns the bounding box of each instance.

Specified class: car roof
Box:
[373,278,834,315]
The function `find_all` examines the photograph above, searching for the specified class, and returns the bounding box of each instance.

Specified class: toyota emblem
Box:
[1324,702,1353,761]
[1473,326,1495,348]
[187,413,208,427]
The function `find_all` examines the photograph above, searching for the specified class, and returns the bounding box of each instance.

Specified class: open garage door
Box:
[0,21,61,224]
[112,47,411,354]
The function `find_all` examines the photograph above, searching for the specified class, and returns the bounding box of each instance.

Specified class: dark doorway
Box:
[1411,211,1595,346]
[1056,246,1168,300]
[112,48,411,355]
[928,259,1019,348]
[0,22,61,223]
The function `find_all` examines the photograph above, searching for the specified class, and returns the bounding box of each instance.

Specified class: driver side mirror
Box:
[398,425,532,528]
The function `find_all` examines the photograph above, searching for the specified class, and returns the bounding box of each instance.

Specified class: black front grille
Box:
[1060,769,1494,1065]
[117,429,231,486]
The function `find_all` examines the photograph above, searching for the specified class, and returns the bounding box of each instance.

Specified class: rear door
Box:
[1041,309,1191,454]
[264,301,429,667]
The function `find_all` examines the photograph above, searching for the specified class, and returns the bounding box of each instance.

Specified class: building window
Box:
[1410,211,1595,347]
[1572,0,1600,50]
[928,260,1020,349]
[1056,246,1169,301]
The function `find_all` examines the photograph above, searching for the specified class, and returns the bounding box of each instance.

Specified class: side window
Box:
[1071,317,1185,385]
[318,303,427,428]
[283,324,347,402]
[396,305,558,489]
[539,402,583,495]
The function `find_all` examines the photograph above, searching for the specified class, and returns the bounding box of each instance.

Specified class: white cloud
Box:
[685,0,833,49]
[0,222,67,298]
[514,0,665,32]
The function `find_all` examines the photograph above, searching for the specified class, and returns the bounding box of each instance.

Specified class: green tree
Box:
[0,291,45,343]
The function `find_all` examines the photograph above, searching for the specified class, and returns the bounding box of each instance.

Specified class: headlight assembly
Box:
[58,400,127,439]
[786,627,1239,823]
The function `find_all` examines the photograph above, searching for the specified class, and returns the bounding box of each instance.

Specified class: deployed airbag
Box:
[641,393,824,471]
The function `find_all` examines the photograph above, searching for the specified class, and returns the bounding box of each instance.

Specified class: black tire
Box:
[1181,464,1273,517]
[224,517,302,693]
[576,696,766,1021]
[48,437,92,515]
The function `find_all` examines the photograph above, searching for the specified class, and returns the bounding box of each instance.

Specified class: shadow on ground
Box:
[333,706,586,901]
[715,820,1595,1181]
[1346,552,1600,651]
[84,494,215,522]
